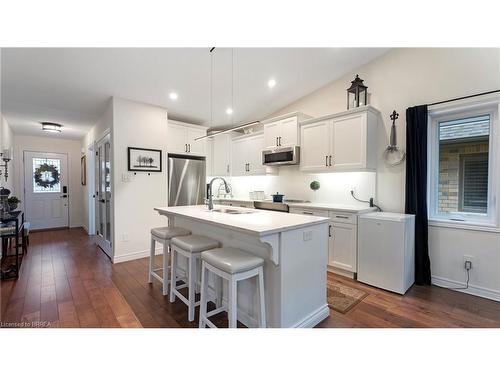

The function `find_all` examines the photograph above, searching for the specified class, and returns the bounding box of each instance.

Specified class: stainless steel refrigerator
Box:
[168,154,206,206]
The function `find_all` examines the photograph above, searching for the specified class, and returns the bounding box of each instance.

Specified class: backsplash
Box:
[216,167,376,205]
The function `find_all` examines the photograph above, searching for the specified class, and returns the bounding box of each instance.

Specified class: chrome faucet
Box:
[206,177,231,210]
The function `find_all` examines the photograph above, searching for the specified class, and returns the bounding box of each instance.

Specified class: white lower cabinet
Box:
[329,221,357,274]
[291,207,359,278]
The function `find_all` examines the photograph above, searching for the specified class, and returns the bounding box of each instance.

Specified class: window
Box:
[33,158,61,193]
[429,101,499,229]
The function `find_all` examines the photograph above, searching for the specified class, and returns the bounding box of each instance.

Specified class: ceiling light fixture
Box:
[268,78,276,88]
[169,92,178,100]
[41,122,62,133]
[226,107,233,115]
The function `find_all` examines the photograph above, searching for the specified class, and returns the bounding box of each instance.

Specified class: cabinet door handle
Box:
[279,136,282,146]
[328,224,332,237]
[185,144,188,152]
[335,215,349,219]
[227,165,229,173]
[329,155,332,166]
[325,155,328,166]
[188,144,191,153]
[276,137,279,146]
[302,211,314,215]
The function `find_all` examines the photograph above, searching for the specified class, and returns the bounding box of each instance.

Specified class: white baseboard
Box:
[113,247,164,264]
[293,304,330,328]
[432,275,500,302]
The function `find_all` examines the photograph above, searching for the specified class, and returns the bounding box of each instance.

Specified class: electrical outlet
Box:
[463,255,474,269]
[121,233,129,242]
[303,230,313,241]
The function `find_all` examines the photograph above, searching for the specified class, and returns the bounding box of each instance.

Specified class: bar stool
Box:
[170,235,220,321]
[199,247,266,328]
[148,226,191,295]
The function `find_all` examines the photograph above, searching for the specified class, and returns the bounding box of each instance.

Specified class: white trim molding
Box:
[432,275,500,302]
[113,246,164,264]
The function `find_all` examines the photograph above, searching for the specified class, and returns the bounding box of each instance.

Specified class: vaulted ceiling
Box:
[1,48,389,139]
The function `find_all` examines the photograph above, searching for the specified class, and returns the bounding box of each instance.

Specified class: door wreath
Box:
[34,163,60,188]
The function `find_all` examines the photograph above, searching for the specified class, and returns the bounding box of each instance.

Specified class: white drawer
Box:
[289,208,329,217]
[329,211,357,224]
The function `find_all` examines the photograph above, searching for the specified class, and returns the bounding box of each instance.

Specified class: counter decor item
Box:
[7,196,20,211]
[309,181,320,191]
[0,188,11,218]
[383,110,406,166]
[272,192,284,203]
[127,147,162,172]
[346,74,368,109]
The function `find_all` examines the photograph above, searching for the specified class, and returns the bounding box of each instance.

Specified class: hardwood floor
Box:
[1,228,499,328]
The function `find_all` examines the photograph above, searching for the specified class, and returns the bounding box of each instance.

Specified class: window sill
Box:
[428,218,500,233]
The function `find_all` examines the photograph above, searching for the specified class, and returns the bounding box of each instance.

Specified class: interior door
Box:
[95,135,112,258]
[24,151,69,230]
[300,120,330,172]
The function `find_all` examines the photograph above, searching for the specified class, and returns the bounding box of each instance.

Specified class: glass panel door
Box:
[95,134,112,258]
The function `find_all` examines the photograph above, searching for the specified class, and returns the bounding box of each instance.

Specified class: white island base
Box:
[155,205,330,328]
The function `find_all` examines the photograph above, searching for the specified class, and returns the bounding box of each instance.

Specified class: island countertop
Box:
[154,205,329,236]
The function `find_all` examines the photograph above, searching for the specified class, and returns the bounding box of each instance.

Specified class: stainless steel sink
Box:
[210,208,254,214]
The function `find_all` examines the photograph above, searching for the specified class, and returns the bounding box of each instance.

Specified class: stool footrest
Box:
[206,306,226,318]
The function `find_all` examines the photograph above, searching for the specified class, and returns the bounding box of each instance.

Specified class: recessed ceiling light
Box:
[268,78,276,88]
[41,122,62,133]
[169,92,178,100]
[226,107,233,115]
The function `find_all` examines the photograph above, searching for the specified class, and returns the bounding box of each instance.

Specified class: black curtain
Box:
[405,105,431,285]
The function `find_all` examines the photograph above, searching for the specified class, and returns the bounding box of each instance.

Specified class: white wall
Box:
[0,114,15,192]
[229,169,375,207]
[111,97,168,263]
[268,48,500,300]
[13,134,84,228]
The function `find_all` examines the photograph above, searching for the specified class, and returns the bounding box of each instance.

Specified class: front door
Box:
[95,135,112,258]
[24,151,69,230]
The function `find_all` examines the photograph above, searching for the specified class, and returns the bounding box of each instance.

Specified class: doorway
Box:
[94,134,112,259]
[23,151,69,230]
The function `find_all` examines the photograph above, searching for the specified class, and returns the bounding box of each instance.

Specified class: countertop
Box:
[214,198,374,213]
[154,205,329,236]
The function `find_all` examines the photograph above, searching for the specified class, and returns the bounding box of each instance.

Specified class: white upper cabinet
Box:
[263,113,308,150]
[231,132,275,176]
[206,138,213,176]
[279,117,299,147]
[299,106,379,172]
[167,120,207,156]
[300,120,330,171]
[211,133,234,176]
[263,121,282,149]
[187,127,207,156]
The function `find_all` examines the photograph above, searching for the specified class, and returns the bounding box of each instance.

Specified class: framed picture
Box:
[81,155,87,185]
[127,147,162,172]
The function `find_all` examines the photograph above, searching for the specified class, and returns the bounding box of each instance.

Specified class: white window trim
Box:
[427,94,500,232]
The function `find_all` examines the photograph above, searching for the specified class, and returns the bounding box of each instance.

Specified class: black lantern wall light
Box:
[346,74,368,109]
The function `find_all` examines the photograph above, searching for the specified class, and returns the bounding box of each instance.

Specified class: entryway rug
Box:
[327,280,368,314]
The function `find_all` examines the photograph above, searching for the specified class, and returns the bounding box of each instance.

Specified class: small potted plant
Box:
[8,196,21,211]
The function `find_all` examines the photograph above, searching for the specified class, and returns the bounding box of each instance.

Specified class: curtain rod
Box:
[428,89,500,107]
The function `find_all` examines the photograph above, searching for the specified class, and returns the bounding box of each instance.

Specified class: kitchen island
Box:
[155,205,330,328]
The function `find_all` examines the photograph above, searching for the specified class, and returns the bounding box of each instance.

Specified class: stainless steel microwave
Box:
[262,146,300,166]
